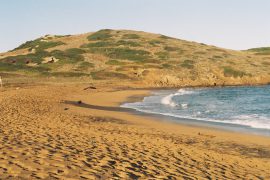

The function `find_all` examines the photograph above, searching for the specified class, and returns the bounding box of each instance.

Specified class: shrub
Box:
[115,40,141,47]
[88,47,150,61]
[164,46,180,51]
[148,40,163,46]
[159,35,174,39]
[108,48,150,61]
[2,50,50,64]
[155,51,169,60]
[213,55,223,59]
[248,47,270,53]
[223,66,247,77]
[76,61,94,71]
[0,61,50,73]
[194,51,207,55]
[122,34,140,39]
[181,60,195,69]
[51,48,85,63]
[82,40,141,48]
[65,48,86,55]
[13,38,65,51]
[87,29,113,41]
[162,64,172,69]
[81,41,114,48]
[106,60,125,65]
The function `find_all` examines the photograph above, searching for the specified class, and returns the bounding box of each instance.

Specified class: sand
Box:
[0,83,270,179]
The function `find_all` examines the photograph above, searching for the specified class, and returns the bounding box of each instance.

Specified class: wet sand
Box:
[0,83,270,179]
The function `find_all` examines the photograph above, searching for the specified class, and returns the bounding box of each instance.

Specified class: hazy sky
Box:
[0,0,270,52]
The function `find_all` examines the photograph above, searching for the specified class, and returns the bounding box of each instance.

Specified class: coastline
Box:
[66,87,270,143]
[1,83,270,179]
[119,88,270,137]
[67,85,270,137]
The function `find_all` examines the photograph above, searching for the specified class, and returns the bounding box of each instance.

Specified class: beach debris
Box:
[83,86,97,90]
[77,100,82,104]
[64,107,69,111]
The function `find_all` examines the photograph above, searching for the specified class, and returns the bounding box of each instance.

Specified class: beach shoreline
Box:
[119,88,270,137]
[61,83,270,137]
[0,83,270,179]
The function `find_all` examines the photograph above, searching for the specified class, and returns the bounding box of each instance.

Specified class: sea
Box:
[121,85,270,136]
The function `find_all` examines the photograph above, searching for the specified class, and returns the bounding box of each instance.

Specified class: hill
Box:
[0,29,270,87]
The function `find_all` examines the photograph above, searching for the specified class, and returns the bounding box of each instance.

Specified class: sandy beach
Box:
[0,83,270,179]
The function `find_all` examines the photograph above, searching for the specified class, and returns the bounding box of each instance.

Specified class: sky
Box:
[0,0,270,52]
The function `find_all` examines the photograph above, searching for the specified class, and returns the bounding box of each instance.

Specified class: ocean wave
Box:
[161,89,194,107]
[161,94,177,107]
[121,87,270,131]
[122,102,270,130]
[229,115,270,129]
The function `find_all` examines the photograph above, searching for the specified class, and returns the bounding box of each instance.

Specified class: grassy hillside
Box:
[0,29,270,87]
[246,47,270,55]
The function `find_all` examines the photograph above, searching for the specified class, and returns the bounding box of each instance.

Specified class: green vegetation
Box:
[247,47,270,55]
[55,35,71,38]
[82,40,141,48]
[116,40,141,47]
[107,48,150,61]
[88,47,150,61]
[76,61,94,71]
[155,51,169,60]
[181,60,195,69]
[13,38,65,52]
[18,48,84,64]
[0,47,86,73]
[207,48,227,53]
[106,60,125,65]
[148,40,163,46]
[82,41,114,48]
[223,66,247,78]
[164,46,180,51]
[2,50,50,64]
[159,35,174,40]
[213,55,223,59]
[0,61,50,73]
[162,63,173,69]
[2,29,267,83]
[122,34,140,39]
[87,29,113,41]
[51,48,85,63]
[194,51,207,55]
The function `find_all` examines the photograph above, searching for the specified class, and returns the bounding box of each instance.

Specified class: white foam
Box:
[181,103,188,108]
[161,94,177,107]
[177,89,194,95]
[228,115,270,129]
[161,89,194,107]
[122,102,270,130]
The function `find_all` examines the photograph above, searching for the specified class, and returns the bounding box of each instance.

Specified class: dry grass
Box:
[0,29,269,87]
